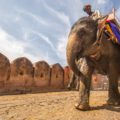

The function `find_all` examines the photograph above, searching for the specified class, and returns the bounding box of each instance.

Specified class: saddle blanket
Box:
[108,21,120,44]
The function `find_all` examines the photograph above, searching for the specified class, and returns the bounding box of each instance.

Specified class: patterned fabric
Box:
[104,20,120,44]
[108,22,120,44]
[105,23,118,43]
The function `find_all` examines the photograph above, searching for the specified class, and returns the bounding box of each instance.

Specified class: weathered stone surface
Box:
[9,57,34,90]
[64,66,71,88]
[92,74,108,90]
[51,63,64,88]
[0,91,119,120]
[34,61,50,88]
[0,53,10,89]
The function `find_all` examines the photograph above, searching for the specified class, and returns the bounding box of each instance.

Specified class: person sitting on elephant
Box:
[83,4,103,41]
[83,4,102,20]
[84,5,120,44]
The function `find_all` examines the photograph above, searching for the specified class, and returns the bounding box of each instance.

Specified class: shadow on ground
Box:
[90,104,120,112]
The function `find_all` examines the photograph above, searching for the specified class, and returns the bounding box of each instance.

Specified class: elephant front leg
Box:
[75,58,93,110]
[75,75,91,110]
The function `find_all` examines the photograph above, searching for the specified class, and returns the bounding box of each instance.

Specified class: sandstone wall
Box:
[64,66,71,88]
[34,61,50,88]
[92,74,108,90]
[0,52,108,94]
[50,63,64,88]
[9,57,34,91]
[0,53,10,91]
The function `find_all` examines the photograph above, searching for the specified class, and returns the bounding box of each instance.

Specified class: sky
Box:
[0,0,120,66]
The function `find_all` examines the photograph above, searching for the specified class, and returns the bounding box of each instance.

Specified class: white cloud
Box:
[0,28,49,63]
[116,7,120,23]
[14,15,22,22]
[30,31,55,51]
[0,0,86,66]
[24,51,52,64]
[42,1,71,28]
[57,36,68,65]
[0,28,25,60]
[16,9,49,26]
[97,0,106,4]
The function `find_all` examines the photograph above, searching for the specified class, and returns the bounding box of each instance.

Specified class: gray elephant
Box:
[66,16,120,110]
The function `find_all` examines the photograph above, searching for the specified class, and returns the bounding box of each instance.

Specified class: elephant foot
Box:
[75,86,79,91]
[75,103,90,111]
[107,98,120,106]
[67,84,72,90]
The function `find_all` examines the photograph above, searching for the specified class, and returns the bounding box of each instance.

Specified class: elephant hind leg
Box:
[108,68,120,106]
[67,72,76,90]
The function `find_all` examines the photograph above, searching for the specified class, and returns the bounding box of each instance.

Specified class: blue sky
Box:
[0,0,120,66]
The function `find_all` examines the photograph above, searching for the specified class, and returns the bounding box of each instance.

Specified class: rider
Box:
[83,4,102,20]
[83,5,120,44]
[83,4,103,48]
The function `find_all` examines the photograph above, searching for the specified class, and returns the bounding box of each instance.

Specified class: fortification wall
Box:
[0,53,108,94]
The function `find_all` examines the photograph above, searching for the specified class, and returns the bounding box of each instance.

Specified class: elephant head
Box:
[66,17,98,76]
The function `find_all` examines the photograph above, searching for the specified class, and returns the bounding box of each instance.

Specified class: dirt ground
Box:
[0,91,119,120]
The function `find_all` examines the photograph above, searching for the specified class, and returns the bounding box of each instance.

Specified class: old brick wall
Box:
[64,66,71,88]
[0,53,110,94]
[9,57,34,91]
[92,74,108,90]
[34,61,51,88]
[51,63,64,88]
[0,53,10,92]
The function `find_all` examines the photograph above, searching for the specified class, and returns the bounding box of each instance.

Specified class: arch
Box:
[51,63,64,88]
[34,61,50,88]
[10,57,34,89]
[0,53,10,89]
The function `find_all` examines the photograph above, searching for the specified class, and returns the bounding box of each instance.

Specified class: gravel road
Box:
[0,91,119,120]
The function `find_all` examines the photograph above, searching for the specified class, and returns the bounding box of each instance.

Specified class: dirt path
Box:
[0,91,119,120]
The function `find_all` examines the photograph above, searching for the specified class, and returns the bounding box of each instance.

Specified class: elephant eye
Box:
[77,28,86,37]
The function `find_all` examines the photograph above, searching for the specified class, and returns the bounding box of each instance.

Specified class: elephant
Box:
[66,16,120,110]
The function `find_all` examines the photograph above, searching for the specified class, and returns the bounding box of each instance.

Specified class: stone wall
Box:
[0,53,71,94]
[0,53,10,92]
[50,63,64,89]
[64,66,71,88]
[0,52,109,94]
[34,61,50,88]
[9,57,34,91]
[92,74,108,90]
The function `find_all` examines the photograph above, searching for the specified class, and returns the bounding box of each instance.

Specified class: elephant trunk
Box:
[66,33,82,76]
